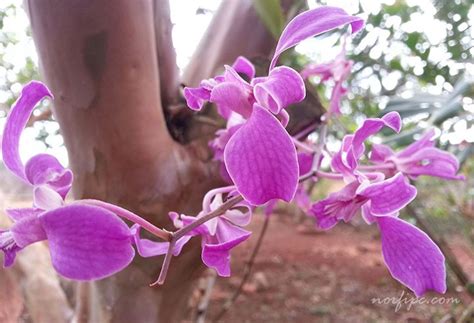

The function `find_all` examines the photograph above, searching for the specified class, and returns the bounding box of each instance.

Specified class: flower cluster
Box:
[309,112,460,296]
[0,6,464,300]
[183,6,463,297]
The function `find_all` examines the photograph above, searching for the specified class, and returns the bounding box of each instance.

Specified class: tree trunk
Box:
[26,0,219,322]
[25,0,280,321]
[182,0,275,87]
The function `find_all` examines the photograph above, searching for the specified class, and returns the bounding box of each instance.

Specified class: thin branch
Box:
[195,272,217,323]
[213,215,270,322]
[152,239,176,286]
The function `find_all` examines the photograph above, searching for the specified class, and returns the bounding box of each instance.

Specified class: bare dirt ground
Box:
[189,214,474,323]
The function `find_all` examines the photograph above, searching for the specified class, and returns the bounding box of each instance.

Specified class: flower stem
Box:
[292,137,315,153]
[151,238,176,286]
[315,170,343,180]
[80,199,171,241]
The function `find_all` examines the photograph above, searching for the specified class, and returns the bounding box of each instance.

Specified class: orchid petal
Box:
[351,112,401,159]
[232,56,255,80]
[184,86,211,111]
[377,216,446,297]
[0,230,21,267]
[10,214,46,248]
[396,147,464,180]
[270,6,364,70]
[222,208,252,227]
[6,208,42,222]
[330,135,357,179]
[33,186,64,210]
[224,105,299,205]
[40,204,134,280]
[254,66,305,114]
[2,81,52,181]
[358,173,416,216]
[210,82,253,119]
[298,152,314,176]
[294,185,311,212]
[202,221,251,277]
[370,144,395,163]
[395,129,436,159]
[311,181,362,229]
[25,154,73,199]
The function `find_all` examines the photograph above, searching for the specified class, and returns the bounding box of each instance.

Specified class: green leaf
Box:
[252,0,284,39]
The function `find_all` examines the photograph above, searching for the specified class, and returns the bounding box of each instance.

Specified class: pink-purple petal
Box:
[351,112,401,159]
[224,105,299,205]
[39,204,134,280]
[183,86,211,111]
[25,154,73,199]
[253,66,305,114]
[395,148,464,180]
[270,6,364,70]
[396,129,436,159]
[202,221,251,277]
[298,152,314,176]
[2,81,52,182]
[10,214,46,248]
[377,216,446,297]
[370,144,395,163]
[232,56,255,80]
[33,186,64,210]
[358,173,416,216]
[311,181,363,230]
[210,82,253,119]
[6,208,42,222]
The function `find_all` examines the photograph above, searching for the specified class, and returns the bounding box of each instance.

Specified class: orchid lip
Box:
[0,230,16,252]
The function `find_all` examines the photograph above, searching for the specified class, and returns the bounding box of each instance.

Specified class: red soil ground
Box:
[189,214,473,323]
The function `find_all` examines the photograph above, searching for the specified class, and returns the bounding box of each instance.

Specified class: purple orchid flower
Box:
[370,129,464,180]
[167,193,252,276]
[301,44,353,115]
[311,113,446,297]
[185,7,364,206]
[1,82,73,202]
[312,172,417,229]
[0,81,168,281]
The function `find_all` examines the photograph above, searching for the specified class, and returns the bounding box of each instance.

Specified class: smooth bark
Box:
[26,0,217,322]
